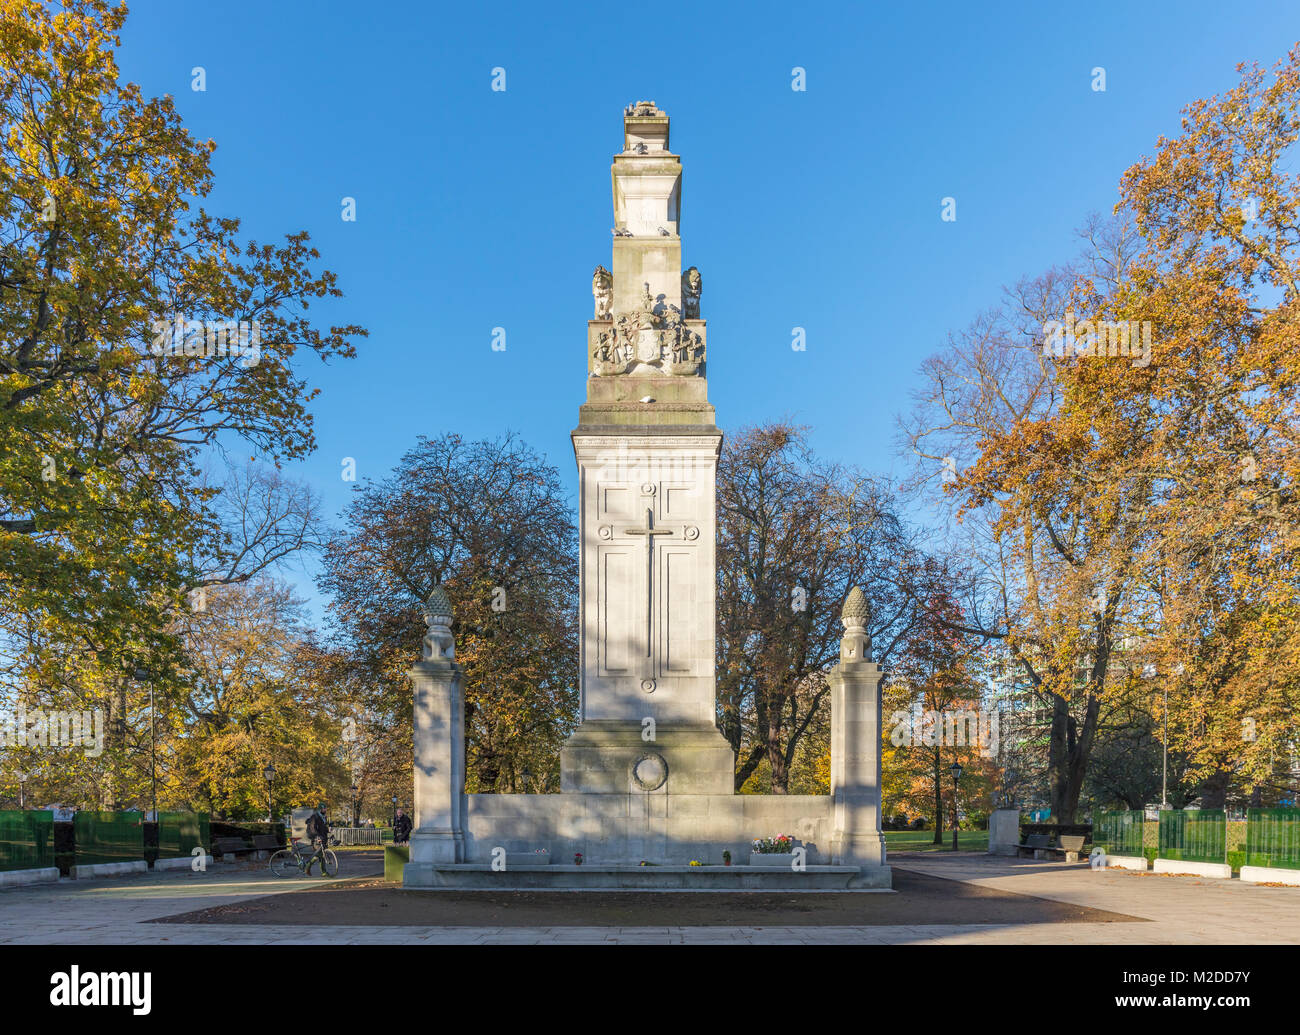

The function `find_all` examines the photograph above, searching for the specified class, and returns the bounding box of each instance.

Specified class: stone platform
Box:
[403,862,891,891]
[456,790,842,866]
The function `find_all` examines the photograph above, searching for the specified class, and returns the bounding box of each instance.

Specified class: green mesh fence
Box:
[0,811,54,871]
[157,812,209,859]
[1159,809,1226,864]
[73,811,144,867]
[1245,809,1300,869]
[1093,810,1143,858]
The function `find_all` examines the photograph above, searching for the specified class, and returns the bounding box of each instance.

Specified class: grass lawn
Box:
[885,829,988,852]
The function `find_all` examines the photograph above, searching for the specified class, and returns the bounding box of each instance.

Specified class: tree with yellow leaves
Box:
[0,1,365,700]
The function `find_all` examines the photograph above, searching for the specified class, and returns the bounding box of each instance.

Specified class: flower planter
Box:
[749,852,797,868]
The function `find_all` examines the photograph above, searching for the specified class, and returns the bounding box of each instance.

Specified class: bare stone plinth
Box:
[402,863,880,891]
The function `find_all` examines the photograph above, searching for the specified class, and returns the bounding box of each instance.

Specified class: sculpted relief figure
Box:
[682,266,702,318]
[592,282,704,378]
[592,265,613,319]
[592,329,632,376]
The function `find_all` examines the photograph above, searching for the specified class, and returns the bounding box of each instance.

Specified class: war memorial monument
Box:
[403,103,891,890]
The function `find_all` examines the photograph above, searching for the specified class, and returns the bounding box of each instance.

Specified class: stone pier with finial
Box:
[405,585,467,876]
[829,587,891,886]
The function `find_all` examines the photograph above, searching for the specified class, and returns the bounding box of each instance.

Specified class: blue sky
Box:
[114,1,1298,622]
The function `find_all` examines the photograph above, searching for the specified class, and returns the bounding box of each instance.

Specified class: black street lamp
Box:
[263,763,276,824]
[350,783,359,827]
[949,762,963,852]
[391,794,398,829]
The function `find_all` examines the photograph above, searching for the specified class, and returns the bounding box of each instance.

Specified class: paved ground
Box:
[894,854,1300,944]
[1,851,1296,944]
[154,866,1135,928]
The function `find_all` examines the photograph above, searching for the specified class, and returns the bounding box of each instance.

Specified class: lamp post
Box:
[950,762,963,852]
[17,772,26,809]
[133,668,157,820]
[263,763,276,824]
[350,783,359,827]
[391,794,398,829]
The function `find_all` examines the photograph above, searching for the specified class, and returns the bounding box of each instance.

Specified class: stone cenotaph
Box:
[404,102,890,890]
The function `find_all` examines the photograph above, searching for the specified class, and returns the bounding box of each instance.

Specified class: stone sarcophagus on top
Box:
[403,103,890,891]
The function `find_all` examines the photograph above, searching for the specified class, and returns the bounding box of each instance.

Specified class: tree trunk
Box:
[1049,685,1102,824]
[932,747,943,844]
[767,710,789,793]
[1200,770,1231,809]
[1048,691,1069,822]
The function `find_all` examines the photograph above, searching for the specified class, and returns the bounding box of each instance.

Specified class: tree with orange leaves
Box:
[905,46,1300,817]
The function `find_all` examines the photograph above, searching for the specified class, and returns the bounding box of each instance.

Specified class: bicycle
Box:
[269,837,338,878]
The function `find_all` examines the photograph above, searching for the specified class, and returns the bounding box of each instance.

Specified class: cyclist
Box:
[305,804,331,876]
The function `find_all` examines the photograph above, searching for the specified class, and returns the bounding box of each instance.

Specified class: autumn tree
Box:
[882,587,993,841]
[319,433,579,795]
[166,580,347,819]
[1113,46,1300,804]
[0,459,328,808]
[716,423,947,793]
[903,208,1179,824]
[0,0,364,701]
[904,45,1300,818]
[0,576,348,818]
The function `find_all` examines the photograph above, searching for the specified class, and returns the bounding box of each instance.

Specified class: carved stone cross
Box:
[625,507,675,658]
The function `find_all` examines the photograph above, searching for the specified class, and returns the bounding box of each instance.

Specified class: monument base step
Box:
[404,862,891,891]
[560,721,736,795]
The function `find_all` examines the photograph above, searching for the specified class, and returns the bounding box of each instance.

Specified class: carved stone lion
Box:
[592,265,613,320]
[682,266,702,318]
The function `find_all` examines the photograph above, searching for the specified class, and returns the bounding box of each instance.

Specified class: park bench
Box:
[1016,832,1089,862]
[212,836,255,859]
[1016,833,1053,858]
